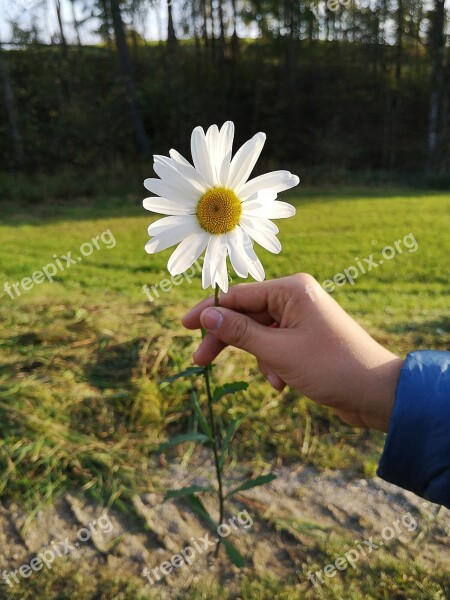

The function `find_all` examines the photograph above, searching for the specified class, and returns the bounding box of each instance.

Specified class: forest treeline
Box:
[0,0,448,178]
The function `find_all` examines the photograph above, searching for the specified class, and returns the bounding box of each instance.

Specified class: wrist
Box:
[362,354,404,431]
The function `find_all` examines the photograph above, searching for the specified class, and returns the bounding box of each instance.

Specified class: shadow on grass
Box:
[383,316,450,352]
[385,316,450,335]
[1,186,448,226]
[86,338,146,390]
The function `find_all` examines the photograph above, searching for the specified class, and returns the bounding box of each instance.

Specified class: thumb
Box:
[200,306,274,358]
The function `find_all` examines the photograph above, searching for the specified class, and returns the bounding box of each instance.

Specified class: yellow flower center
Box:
[196,187,242,235]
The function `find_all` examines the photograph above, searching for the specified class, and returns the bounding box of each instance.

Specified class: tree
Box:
[167,0,177,46]
[55,0,68,57]
[70,0,82,48]
[200,0,209,47]
[389,0,404,169]
[109,0,150,156]
[217,0,226,58]
[230,0,239,58]
[69,0,83,47]
[426,0,448,173]
[0,42,24,166]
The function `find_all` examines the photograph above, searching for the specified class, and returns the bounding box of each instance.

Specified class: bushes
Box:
[0,39,439,175]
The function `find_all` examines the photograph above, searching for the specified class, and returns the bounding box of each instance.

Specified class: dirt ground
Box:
[1,463,449,597]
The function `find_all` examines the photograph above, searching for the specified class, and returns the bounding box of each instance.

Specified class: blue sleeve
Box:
[377,350,450,508]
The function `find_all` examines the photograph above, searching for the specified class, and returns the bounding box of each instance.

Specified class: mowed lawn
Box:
[1,188,448,344]
[0,188,449,598]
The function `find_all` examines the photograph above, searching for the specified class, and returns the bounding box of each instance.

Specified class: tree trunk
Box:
[285,0,297,40]
[101,0,113,49]
[230,0,239,59]
[70,0,83,47]
[167,0,177,46]
[55,0,68,59]
[387,0,404,169]
[109,0,150,157]
[217,0,226,58]
[426,0,447,173]
[201,0,209,47]
[209,0,216,56]
[55,0,71,100]
[0,44,24,167]
[191,0,201,56]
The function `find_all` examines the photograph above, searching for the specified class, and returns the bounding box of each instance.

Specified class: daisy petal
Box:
[168,231,209,276]
[253,189,278,203]
[147,215,198,236]
[227,132,266,193]
[145,220,197,254]
[247,255,265,281]
[201,235,227,291]
[227,228,249,278]
[240,222,282,254]
[241,200,265,212]
[144,178,198,207]
[265,201,296,219]
[240,228,265,281]
[152,163,204,200]
[241,228,259,261]
[202,236,217,289]
[153,154,173,167]
[212,236,229,293]
[169,149,193,167]
[206,124,220,183]
[206,124,219,149]
[241,189,277,212]
[202,235,225,289]
[143,197,193,215]
[217,121,235,185]
[240,215,279,235]
[191,126,215,186]
[159,153,208,192]
[217,255,229,292]
[239,171,300,200]
[242,194,296,219]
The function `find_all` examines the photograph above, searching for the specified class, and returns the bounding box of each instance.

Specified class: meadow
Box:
[0,186,449,599]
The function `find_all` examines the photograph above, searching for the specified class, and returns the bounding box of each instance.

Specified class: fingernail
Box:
[200,308,223,332]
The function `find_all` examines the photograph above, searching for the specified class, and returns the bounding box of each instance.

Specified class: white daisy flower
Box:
[143,121,299,293]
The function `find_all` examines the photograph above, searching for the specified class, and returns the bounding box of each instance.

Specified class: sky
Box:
[0,0,167,45]
[0,0,446,47]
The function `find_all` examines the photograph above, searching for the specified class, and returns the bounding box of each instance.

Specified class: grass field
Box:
[0,187,449,598]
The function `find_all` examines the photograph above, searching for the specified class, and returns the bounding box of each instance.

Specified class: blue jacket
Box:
[378,350,450,508]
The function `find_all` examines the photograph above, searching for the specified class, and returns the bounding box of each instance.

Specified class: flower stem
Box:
[204,286,224,557]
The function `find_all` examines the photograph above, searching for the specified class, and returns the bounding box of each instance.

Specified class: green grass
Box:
[0,187,449,598]
[2,556,450,599]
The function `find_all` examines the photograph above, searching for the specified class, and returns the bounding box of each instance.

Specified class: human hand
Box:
[182,274,404,432]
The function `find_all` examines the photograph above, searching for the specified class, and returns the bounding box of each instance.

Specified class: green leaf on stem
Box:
[191,389,213,438]
[184,494,216,528]
[185,495,246,568]
[226,473,277,499]
[218,418,245,470]
[160,366,206,384]
[156,432,211,453]
[212,381,249,403]
[222,537,245,568]
[164,485,212,501]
